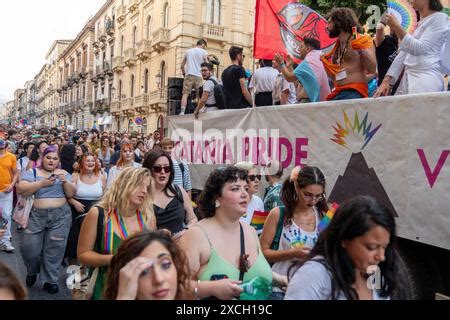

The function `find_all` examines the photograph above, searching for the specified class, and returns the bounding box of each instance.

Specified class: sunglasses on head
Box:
[248,174,261,182]
[152,165,171,173]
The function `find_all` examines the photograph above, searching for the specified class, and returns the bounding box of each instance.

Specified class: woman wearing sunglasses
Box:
[260,166,328,299]
[235,162,265,235]
[142,150,197,239]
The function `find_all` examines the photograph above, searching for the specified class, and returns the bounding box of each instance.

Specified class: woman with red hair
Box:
[66,153,106,265]
[106,142,142,188]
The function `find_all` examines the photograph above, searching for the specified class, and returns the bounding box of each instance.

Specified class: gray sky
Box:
[0,0,104,104]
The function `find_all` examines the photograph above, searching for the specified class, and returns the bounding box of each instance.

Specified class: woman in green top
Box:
[78,167,156,299]
[180,166,287,300]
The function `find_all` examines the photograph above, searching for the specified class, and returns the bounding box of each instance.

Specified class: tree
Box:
[300,0,387,31]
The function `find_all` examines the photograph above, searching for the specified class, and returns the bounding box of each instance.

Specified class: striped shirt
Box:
[172,158,192,192]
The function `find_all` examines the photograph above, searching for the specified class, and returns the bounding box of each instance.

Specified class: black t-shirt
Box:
[376,36,399,86]
[221,64,251,109]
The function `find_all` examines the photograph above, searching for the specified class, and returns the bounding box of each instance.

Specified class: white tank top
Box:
[74,176,103,201]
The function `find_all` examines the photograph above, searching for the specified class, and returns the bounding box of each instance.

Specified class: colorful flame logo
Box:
[331,111,382,150]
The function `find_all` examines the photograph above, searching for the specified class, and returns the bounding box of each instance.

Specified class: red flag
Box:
[254,0,336,62]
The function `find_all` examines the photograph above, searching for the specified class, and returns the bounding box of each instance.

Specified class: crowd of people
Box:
[186,3,449,119]
[1,0,449,301]
[0,121,400,301]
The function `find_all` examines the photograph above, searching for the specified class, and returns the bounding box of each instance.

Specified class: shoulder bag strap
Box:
[271,206,285,251]
[239,223,247,282]
[94,206,104,253]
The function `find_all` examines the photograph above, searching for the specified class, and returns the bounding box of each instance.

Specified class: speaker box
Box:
[168,77,184,89]
[168,100,181,116]
[168,87,183,100]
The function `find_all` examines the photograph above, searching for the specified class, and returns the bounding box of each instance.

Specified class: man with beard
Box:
[221,46,253,109]
[321,8,376,100]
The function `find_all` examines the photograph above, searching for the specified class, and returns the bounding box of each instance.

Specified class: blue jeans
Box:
[21,204,71,283]
[331,89,364,100]
[0,191,13,246]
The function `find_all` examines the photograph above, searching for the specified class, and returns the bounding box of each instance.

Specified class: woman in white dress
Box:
[374,0,449,96]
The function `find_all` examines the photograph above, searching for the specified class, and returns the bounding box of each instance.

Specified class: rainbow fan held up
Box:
[387,0,418,34]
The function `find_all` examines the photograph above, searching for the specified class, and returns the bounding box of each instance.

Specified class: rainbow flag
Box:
[317,203,339,234]
[250,211,270,232]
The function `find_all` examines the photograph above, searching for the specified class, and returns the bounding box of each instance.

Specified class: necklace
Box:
[336,36,351,66]
[87,171,94,179]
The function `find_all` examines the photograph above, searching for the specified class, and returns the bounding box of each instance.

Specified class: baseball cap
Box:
[0,138,7,149]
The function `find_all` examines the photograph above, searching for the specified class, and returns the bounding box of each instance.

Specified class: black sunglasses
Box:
[152,166,171,173]
[248,174,261,182]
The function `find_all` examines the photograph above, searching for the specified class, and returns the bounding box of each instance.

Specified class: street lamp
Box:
[155,72,161,89]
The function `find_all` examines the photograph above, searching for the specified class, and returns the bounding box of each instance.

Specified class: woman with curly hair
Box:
[179,166,287,300]
[78,167,156,299]
[104,230,193,300]
[285,196,398,300]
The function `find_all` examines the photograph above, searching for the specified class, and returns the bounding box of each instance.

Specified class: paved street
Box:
[0,221,71,300]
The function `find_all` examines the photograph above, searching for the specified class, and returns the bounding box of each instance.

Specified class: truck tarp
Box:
[168,92,450,250]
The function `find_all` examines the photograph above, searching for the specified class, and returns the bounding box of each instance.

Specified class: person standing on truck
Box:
[321,8,377,101]
[180,39,210,115]
[249,60,279,107]
[285,195,398,300]
[275,38,331,103]
[272,58,298,105]
[222,46,253,109]
[374,0,449,97]
[194,62,221,119]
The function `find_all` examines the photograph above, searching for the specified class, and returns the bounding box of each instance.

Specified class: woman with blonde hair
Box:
[106,142,142,188]
[78,167,156,299]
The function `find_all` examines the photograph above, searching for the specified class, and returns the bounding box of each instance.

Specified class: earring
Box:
[215,200,221,208]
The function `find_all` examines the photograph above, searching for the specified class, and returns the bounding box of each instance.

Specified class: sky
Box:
[0,0,105,104]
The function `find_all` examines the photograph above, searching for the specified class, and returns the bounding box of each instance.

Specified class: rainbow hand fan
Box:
[387,0,418,34]
[317,203,339,234]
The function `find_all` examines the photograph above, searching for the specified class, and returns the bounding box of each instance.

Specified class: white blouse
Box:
[386,12,449,94]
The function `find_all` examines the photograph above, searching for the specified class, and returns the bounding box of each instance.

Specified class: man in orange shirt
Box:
[0,138,19,252]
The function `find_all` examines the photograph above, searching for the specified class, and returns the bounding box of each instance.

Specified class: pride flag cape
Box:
[294,50,329,102]
[250,211,270,231]
[317,203,339,234]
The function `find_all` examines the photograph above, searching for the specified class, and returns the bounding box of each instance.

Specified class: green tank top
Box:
[197,224,273,285]
[92,230,123,300]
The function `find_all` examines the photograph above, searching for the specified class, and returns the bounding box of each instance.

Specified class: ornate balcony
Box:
[104,61,113,76]
[124,48,137,67]
[111,100,121,115]
[150,88,167,112]
[93,41,101,49]
[116,5,127,23]
[105,18,115,36]
[113,56,125,73]
[151,28,170,53]
[78,66,88,79]
[201,23,227,44]
[99,33,107,43]
[137,40,152,61]
[134,94,149,113]
[120,98,136,116]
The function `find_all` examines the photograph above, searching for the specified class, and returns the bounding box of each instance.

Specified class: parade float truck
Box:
[168,92,450,299]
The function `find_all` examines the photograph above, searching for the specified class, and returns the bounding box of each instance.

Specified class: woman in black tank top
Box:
[143,150,197,238]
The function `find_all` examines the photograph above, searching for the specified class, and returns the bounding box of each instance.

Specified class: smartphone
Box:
[210,274,229,281]
[49,174,56,179]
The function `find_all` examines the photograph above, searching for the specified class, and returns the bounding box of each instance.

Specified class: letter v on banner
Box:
[417,149,450,188]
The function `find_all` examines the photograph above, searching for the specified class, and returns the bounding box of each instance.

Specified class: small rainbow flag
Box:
[250,211,270,232]
[317,203,339,234]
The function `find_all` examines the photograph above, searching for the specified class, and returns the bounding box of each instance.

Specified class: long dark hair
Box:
[429,0,443,11]
[142,149,176,198]
[288,196,398,300]
[29,141,48,161]
[60,143,76,174]
[104,230,193,300]
[197,166,247,219]
[281,166,328,224]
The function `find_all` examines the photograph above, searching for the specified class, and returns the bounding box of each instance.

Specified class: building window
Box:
[146,16,152,39]
[160,61,166,89]
[131,74,135,98]
[133,26,137,48]
[206,0,221,25]
[144,69,149,93]
[119,80,122,100]
[163,3,169,28]
[120,35,124,55]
